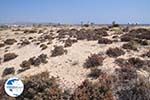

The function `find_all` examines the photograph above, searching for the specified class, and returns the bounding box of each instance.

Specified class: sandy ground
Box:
[0,26,150,91]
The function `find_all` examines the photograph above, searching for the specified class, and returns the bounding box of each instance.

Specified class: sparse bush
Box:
[4,39,17,45]
[106,47,125,57]
[130,28,150,40]
[57,28,108,41]
[115,57,147,69]
[28,54,48,67]
[24,29,37,33]
[51,46,67,57]
[122,41,138,51]
[38,54,48,64]
[139,40,149,45]
[88,68,102,79]
[32,57,41,66]
[20,60,31,69]
[98,38,113,44]
[64,38,73,47]
[4,53,18,62]
[94,28,109,36]
[117,78,150,100]
[28,57,36,65]
[71,74,115,100]
[83,24,89,27]
[28,37,33,40]
[84,54,105,68]
[4,72,67,100]
[17,67,30,74]
[141,50,150,58]
[122,27,129,32]
[20,39,30,46]
[115,58,128,67]
[115,65,137,92]
[40,44,47,50]
[0,43,5,48]
[2,67,15,77]
[121,34,133,42]
[133,38,149,46]
[0,58,1,64]
[128,57,145,69]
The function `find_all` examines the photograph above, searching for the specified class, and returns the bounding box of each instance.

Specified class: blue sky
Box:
[0,0,150,24]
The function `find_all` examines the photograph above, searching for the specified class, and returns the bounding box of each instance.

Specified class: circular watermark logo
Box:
[4,77,24,97]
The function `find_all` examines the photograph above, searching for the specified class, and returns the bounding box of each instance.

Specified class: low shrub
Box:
[88,68,102,79]
[122,41,138,51]
[98,38,113,44]
[64,38,73,47]
[120,35,133,42]
[20,39,30,46]
[40,44,48,50]
[117,78,150,100]
[71,74,115,100]
[24,29,37,33]
[17,67,30,74]
[128,57,146,69]
[38,54,48,64]
[106,47,125,57]
[114,58,128,67]
[4,39,17,45]
[84,54,105,68]
[3,53,18,62]
[141,50,150,58]
[20,60,31,69]
[134,39,149,46]
[0,43,5,48]
[115,57,147,69]
[51,46,67,57]
[115,65,138,95]
[2,67,15,77]
[16,72,68,100]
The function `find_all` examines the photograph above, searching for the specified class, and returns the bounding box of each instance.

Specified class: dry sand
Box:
[0,26,150,91]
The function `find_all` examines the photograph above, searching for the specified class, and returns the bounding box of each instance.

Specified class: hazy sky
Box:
[0,0,150,24]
